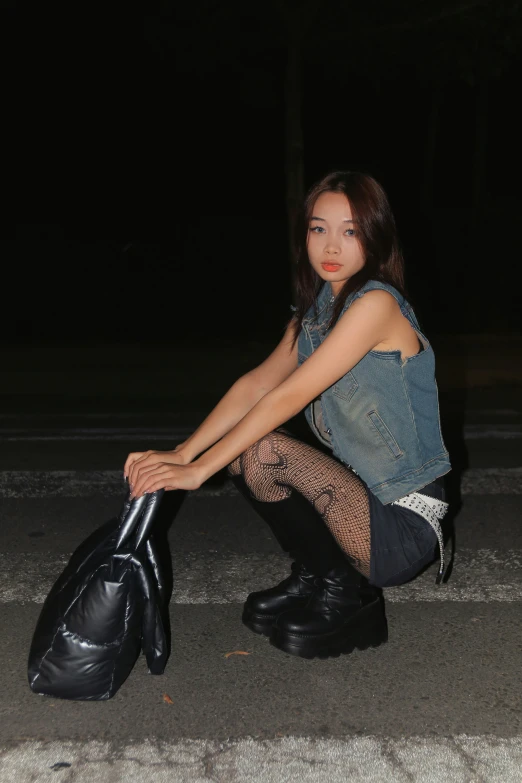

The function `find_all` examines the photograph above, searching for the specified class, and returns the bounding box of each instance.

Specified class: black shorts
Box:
[367,478,445,588]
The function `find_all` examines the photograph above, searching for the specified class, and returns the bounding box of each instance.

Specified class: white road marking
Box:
[0,427,195,441]
[0,468,521,498]
[1,736,521,783]
[463,426,522,440]
[0,412,193,420]
[1,549,520,605]
[2,423,522,440]
[471,409,521,415]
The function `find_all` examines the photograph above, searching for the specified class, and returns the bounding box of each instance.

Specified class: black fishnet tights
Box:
[228,430,371,577]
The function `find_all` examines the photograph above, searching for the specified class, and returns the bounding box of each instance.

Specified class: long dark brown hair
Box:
[291,171,406,345]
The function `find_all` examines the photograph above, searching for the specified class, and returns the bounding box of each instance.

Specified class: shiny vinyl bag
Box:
[28,489,168,700]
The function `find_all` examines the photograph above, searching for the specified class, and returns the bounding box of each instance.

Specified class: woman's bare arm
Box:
[129,292,398,497]
[175,318,298,462]
[125,318,300,482]
[194,291,396,483]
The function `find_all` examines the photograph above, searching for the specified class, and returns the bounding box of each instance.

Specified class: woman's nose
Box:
[324,240,341,255]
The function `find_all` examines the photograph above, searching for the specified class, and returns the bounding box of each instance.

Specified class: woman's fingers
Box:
[125,449,188,487]
[127,451,158,486]
[128,461,165,489]
[125,450,156,482]
[131,463,202,498]
[131,464,174,498]
[126,450,184,486]
[123,451,145,479]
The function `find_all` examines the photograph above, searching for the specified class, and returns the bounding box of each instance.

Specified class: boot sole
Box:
[242,609,277,637]
[270,607,388,660]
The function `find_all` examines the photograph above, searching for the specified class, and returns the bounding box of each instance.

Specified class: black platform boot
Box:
[270,562,388,659]
[230,475,348,636]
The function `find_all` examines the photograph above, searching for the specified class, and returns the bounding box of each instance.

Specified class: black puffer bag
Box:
[28,489,168,700]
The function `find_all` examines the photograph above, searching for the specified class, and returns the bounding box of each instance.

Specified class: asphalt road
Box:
[0,386,521,782]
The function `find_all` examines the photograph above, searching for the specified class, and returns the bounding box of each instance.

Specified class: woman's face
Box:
[307,191,365,296]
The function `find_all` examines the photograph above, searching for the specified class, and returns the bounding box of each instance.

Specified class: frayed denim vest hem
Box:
[363,454,451,505]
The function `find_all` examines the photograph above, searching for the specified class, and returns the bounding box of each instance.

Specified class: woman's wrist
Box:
[171,444,193,464]
[192,461,210,488]
[192,458,214,486]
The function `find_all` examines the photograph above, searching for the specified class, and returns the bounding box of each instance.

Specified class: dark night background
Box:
[3,1,522,349]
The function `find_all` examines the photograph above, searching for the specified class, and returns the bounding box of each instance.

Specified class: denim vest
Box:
[297,280,451,504]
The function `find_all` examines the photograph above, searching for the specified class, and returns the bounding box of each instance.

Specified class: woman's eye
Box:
[309,226,325,233]
[345,228,356,236]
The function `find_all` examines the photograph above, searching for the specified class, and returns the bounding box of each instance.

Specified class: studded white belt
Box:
[391,492,449,583]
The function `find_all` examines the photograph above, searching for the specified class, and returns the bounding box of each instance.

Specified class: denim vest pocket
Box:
[367,410,404,459]
[332,371,358,402]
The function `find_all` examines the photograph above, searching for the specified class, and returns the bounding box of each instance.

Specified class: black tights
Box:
[228,430,371,578]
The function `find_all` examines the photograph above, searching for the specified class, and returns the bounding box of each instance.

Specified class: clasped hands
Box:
[124,448,204,499]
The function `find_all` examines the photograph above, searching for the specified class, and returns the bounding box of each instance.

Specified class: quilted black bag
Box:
[28,489,169,700]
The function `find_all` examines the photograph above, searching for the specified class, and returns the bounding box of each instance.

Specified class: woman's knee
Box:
[242,432,282,484]
[227,432,282,482]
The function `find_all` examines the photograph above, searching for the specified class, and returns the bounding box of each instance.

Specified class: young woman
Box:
[124,171,451,660]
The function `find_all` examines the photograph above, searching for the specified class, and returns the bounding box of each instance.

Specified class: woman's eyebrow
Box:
[310,216,355,222]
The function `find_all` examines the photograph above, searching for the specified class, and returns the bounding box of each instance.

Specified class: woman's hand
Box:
[129,461,204,499]
[124,447,190,487]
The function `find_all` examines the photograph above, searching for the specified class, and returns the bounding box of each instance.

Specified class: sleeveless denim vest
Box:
[297,280,451,504]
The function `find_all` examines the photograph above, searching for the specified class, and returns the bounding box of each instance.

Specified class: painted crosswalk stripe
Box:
[0,468,521,498]
[1,736,521,783]
[1,549,520,605]
[0,427,195,441]
[1,424,521,440]
[462,424,522,439]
